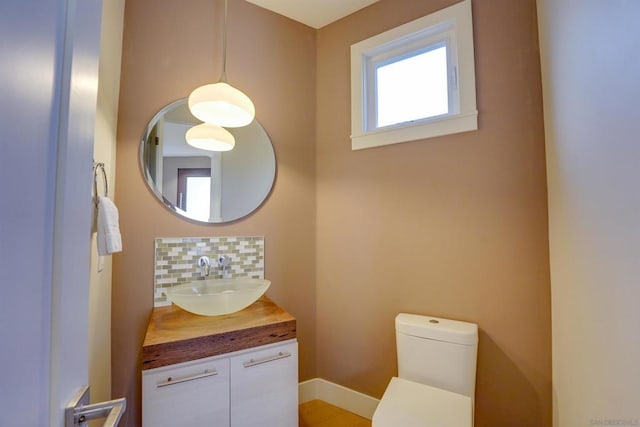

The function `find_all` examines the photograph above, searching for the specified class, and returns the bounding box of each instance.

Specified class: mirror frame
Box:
[139,99,276,224]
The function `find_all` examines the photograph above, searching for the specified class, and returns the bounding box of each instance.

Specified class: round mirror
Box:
[140,99,276,223]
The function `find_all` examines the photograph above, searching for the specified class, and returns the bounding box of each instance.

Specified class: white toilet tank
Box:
[396,313,478,399]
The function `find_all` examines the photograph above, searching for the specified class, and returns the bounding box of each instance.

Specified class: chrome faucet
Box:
[198,256,211,276]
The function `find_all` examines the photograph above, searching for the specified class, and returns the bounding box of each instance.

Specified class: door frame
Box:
[49,0,104,424]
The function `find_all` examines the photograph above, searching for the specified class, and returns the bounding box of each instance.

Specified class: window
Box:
[351,0,477,150]
[177,168,211,222]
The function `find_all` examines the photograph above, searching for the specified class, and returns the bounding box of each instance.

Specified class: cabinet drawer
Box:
[230,341,298,427]
[142,357,230,427]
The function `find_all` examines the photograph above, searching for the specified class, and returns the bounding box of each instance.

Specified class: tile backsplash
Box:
[154,236,264,307]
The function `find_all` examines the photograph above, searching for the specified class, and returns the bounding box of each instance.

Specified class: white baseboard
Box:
[299,378,380,420]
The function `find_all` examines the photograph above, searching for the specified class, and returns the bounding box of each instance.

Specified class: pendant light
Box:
[185,123,235,152]
[188,0,255,128]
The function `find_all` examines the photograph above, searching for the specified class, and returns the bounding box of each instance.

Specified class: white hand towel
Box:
[97,195,122,256]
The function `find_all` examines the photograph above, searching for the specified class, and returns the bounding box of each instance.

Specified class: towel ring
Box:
[93,162,108,206]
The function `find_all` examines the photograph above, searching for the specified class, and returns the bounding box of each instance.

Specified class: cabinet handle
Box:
[156,369,218,388]
[243,351,291,368]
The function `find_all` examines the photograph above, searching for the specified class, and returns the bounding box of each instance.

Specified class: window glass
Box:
[185,176,210,222]
[376,44,449,128]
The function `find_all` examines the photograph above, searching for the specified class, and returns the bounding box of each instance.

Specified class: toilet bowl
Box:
[372,314,478,427]
[374,377,472,426]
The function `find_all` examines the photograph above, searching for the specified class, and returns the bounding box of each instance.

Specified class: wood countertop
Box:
[142,296,296,370]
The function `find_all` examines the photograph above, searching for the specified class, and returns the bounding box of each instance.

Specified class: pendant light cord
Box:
[220,0,228,82]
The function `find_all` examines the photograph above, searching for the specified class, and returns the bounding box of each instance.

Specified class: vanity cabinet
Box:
[142,340,298,427]
[230,341,298,426]
[142,356,230,426]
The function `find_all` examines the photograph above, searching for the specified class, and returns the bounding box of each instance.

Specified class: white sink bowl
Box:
[166,278,270,316]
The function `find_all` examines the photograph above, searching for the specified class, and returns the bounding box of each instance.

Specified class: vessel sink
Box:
[166,278,270,316]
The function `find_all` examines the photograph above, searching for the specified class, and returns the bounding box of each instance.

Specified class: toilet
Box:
[373,313,478,427]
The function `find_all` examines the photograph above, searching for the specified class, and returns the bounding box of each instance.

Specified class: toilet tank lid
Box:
[396,313,478,345]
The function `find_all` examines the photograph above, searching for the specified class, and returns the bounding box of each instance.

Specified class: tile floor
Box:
[299,399,372,427]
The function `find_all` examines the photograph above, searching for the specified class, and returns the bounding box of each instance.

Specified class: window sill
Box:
[351,111,478,150]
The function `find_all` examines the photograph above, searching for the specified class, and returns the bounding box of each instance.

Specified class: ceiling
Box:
[244,0,380,29]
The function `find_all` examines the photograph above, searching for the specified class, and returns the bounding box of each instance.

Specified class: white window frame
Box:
[351,0,477,150]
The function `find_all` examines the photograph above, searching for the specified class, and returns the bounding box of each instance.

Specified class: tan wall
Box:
[315,1,551,426]
[115,0,551,425]
[112,0,317,425]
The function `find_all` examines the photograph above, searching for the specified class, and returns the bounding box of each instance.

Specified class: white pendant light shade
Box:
[185,123,235,152]
[188,82,255,128]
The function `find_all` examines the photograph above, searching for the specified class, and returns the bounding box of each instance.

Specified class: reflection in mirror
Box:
[140,99,276,223]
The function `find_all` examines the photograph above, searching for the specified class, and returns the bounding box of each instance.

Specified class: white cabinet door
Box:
[142,357,230,427]
[230,341,298,427]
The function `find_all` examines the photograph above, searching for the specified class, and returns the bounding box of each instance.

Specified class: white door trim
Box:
[49,0,104,424]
